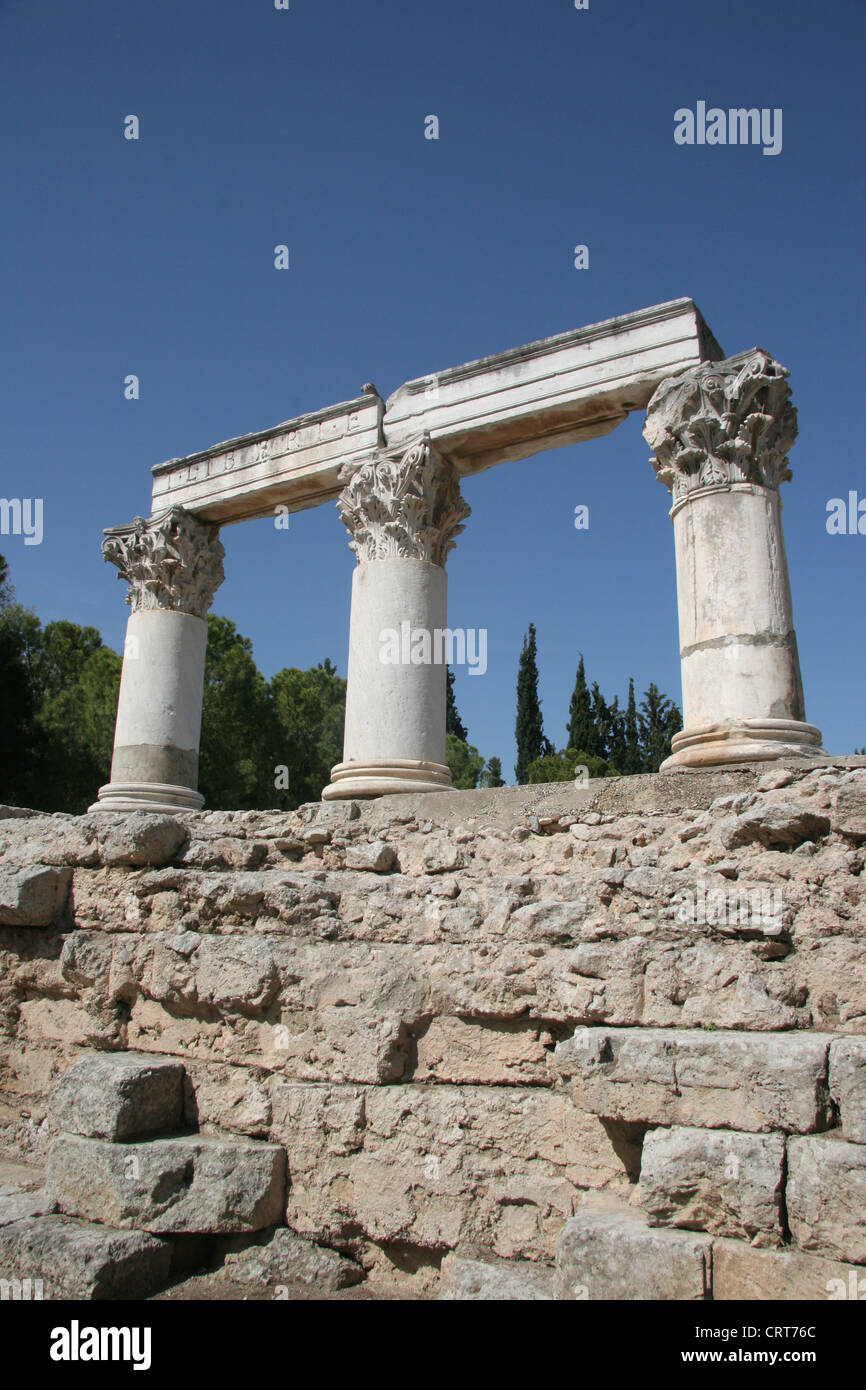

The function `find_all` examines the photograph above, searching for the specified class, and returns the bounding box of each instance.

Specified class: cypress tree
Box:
[566,655,595,754]
[514,623,545,783]
[624,677,641,773]
[445,666,468,741]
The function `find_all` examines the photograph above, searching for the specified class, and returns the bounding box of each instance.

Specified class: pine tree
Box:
[481,755,505,788]
[514,623,545,783]
[445,666,468,741]
[623,677,641,773]
[566,654,595,754]
[638,682,683,772]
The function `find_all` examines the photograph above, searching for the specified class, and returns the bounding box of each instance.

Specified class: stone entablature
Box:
[150,393,385,524]
[148,298,719,523]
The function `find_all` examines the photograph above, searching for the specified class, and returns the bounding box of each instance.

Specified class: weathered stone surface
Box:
[46,1133,286,1234]
[48,1052,184,1141]
[555,1194,712,1300]
[439,1252,555,1300]
[720,801,831,852]
[787,1135,866,1264]
[0,865,71,926]
[221,1229,364,1290]
[98,813,189,866]
[1,764,864,1271]
[0,1214,171,1299]
[829,1039,866,1144]
[831,786,866,843]
[556,1028,833,1133]
[413,1017,554,1085]
[274,1082,631,1260]
[0,1190,50,1226]
[344,841,396,873]
[640,1126,784,1243]
[713,1239,866,1301]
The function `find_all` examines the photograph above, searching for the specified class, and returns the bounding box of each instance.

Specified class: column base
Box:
[661,718,826,771]
[322,758,453,801]
[88,781,205,814]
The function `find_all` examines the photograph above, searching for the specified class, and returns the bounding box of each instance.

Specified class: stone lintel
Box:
[148,300,721,524]
[150,394,385,524]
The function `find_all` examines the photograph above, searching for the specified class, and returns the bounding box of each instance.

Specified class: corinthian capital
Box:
[643,349,798,501]
[337,435,470,565]
[102,506,225,617]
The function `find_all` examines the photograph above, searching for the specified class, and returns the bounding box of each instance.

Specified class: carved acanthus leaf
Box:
[102,506,225,617]
[643,350,798,501]
[337,436,470,565]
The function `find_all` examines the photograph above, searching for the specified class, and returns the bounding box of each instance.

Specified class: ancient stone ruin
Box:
[1,302,862,1301]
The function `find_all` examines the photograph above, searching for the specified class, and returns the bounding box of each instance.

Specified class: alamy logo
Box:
[674,102,782,156]
[50,1320,152,1371]
[0,1277,43,1300]
[0,497,43,546]
[378,622,487,675]
[826,492,866,535]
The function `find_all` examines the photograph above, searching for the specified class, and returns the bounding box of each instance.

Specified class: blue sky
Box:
[2,0,864,778]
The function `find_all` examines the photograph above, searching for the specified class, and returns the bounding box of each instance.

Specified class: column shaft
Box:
[323,435,468,800]
[90,507,224,812]
[644,350,824,769]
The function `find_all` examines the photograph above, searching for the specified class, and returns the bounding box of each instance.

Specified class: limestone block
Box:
[0,865,71,926]
[97,813,189,867]
[555,1193,712,1300]
[439,1252,555,1300]
[829,1039,866,1143]
[787,1135,866,1264]
[0,1191,50,1226]
[720,801,831,852]
[713,1239,866,1301]
[831,786,866,842]
[413,1016,553,1085]
[46,1133,286,1234]
[221,1230,364,1291]
[344,841,396,873]
[273,1082,631,1260]
[0,1214,171,1299]
[48,1052,185,1141]
[555,1028,832,1133]
[640,1126,784,1242]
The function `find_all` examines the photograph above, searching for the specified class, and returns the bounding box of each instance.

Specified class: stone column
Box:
[643,349,824,769]
[323,435,470,799]
[89,506,225,812]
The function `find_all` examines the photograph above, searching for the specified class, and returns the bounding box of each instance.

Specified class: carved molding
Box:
[102,506,225,617]
[337,435,470,565]
[643,349,797,501]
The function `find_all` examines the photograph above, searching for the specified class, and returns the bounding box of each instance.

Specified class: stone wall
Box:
[1,760,864,1298]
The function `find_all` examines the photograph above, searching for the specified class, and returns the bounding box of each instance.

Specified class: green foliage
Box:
[0,604,121,812]
[198,616,278,810]
[638,682,682,772]
[270,659,347,808]
[446,733,485,790]
[623,677,642,773]
[445,667,468,741]
[566,655,596,755]
[515,623,546,783]
[480,755,505,788]
[526,746,611,784]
